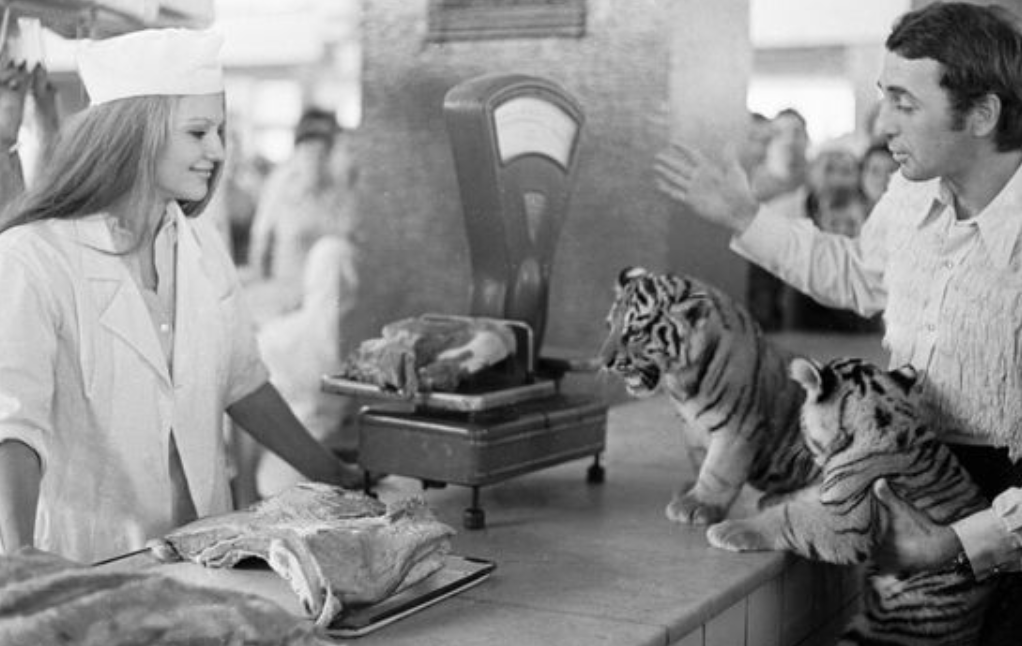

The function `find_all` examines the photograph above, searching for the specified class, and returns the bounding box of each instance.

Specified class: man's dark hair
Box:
[886,1,1022,151]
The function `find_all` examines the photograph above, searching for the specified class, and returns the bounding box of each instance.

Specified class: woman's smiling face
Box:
[154,93,225,203]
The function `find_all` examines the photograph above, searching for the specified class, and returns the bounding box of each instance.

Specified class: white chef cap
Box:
[76,28,224,106]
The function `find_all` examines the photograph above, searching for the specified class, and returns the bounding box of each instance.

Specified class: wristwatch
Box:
[951,549,974,578]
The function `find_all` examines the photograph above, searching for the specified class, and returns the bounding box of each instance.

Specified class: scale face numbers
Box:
[492,96,578,170]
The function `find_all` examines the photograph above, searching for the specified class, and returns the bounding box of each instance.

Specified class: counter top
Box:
[102,333,881,645]
[333,333,886,645]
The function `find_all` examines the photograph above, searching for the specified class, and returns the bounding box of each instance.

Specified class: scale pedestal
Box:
[327,74,607,529]
[354,392,606,529]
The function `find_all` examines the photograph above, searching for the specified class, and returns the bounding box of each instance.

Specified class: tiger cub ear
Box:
[668,295,711,328]
[888,364,919,393]
[617,266,649,288]
[790,357,825,400]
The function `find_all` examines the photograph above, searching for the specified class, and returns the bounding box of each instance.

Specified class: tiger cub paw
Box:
[665,493,725,526]
[706,520,773,552]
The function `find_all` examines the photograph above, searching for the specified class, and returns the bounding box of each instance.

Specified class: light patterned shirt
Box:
[731,166,1022,580]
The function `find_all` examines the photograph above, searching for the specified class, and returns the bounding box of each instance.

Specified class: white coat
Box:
[0,205,268,563]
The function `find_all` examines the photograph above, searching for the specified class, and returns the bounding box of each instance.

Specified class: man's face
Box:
[875,52,976,183]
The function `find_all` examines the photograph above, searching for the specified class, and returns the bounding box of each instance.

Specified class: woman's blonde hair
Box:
[0,94,223,240]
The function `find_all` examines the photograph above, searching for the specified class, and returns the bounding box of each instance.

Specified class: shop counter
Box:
[343,333,887,645]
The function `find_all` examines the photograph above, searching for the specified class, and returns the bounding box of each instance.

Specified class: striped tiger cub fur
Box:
[599,266,819,525]
[708,357,992,646]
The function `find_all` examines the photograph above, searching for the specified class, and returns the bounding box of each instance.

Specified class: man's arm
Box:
[655,141,887,317]
[873,478,1022,580]
[951,487,1022,579]
[227,382,361,489]
[0,440,41,553]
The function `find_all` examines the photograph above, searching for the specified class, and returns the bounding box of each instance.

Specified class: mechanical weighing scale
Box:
[322,74,607,529]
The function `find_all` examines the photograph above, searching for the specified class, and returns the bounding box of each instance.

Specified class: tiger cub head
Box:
[599,266,715,397]
[790,357,922,464]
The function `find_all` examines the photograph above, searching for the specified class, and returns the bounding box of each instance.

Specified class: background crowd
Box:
[740,105,897,334]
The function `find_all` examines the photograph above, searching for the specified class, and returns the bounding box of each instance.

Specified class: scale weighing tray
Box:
[321,374,556,413]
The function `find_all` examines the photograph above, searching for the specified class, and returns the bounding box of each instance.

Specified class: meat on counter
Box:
[0,547,326,645]
[148,482,456,629]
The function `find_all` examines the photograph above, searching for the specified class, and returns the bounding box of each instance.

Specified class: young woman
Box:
[0,28,360,564]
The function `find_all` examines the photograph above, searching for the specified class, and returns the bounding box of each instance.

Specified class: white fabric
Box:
[76,28,224,106]
[954,505,1022,579]
[0,205,268,563]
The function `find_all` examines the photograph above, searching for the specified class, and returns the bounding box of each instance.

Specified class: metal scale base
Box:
[355,389,607,529]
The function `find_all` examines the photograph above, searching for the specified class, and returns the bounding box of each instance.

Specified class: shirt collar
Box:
[912,164,1022,269]
[100,202,181,243]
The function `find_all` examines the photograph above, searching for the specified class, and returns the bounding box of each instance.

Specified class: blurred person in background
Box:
[738,111,773,179]
[246,107,359,320]
[860,141,899,207]
[754,107,810,202]
[744,108,810,331]
[813,185,870,238]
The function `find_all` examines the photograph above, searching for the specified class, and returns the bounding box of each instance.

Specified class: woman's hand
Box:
[29,63,59,136]
[873,478,961,574]
[653,142,759,235]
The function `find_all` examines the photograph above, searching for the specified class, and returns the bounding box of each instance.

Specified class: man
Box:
[655,3,1022,641]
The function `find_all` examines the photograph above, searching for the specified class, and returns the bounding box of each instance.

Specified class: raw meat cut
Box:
[0,548,326,645]
[338,315,517,395]
[148,483,455,628]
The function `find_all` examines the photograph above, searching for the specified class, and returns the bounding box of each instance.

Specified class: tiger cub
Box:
[599,266,819,525]
[708,357,992,646]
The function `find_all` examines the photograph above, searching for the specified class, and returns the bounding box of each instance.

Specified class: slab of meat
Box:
[0,548,326,645]
[147,483,455,628]
[338,315,517,396]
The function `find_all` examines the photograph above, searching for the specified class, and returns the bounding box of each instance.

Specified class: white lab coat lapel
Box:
[75,217,172,389]
[171,206,227,516]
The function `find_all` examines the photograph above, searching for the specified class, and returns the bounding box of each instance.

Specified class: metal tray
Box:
[103,553,495,639]
[321,374,557,412]
[323,314,557,412]
[327,555,495,638]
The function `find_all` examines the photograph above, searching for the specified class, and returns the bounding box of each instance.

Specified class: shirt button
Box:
[927,323,936,332]
[160,323,171,333]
